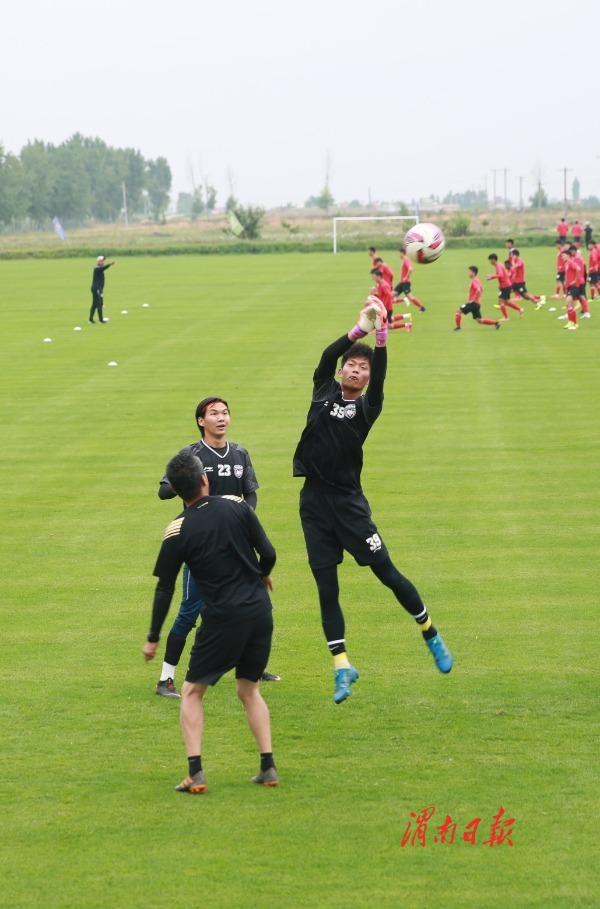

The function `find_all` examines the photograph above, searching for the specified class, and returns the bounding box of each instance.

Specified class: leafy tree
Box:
[20,140,58,223]
[231,204,265,239]
[0,145,29,224]
[225,195,238,212]
[446,212,471,237]
[205,184,217,212]
[144,157,172,220]
[191,187,205,219]
[529,186,548,208]
[177,192,193,215]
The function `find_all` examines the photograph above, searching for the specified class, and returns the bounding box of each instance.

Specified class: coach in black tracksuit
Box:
[89,255,115,323]
[293,301,453,704]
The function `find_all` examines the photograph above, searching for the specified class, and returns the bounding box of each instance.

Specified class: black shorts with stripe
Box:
[460,302,482,319]
[299,479,389,570]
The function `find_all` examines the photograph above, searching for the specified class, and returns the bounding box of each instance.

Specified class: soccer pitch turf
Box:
[1,249,597,909]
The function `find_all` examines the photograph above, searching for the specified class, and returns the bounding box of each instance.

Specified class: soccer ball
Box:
[404,222,445,264]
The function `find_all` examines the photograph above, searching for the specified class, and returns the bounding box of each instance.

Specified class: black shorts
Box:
[566,285,581,300]
[498,287,511,301]
[394,282,411,295]
[512,283,527,295]
[299,480,389,570]
[556,272,565,281]
[589,271,599,284]
[578,284,587,296]
[460,302,481,319]
[186,611,273,685]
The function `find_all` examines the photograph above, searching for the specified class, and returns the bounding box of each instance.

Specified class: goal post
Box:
[332,214,420,254]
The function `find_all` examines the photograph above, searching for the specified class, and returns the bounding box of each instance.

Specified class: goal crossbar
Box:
[332,215,419,254]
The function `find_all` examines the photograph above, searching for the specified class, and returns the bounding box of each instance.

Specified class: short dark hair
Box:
[488,254,498,262]
[373,257,383,265]
[195,397,229,436]
[469,265,478,275]
[371,267,383,277]
[511,248,519,256]
[342,342,373,366]
[367,246,376,253]
[506,238,514,245]
[166,447,205,499]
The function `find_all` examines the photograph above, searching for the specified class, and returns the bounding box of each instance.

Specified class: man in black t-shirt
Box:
[143,448,278,793]
[293,297,453,704]
[154,397,280,697]
[89,255,115,324]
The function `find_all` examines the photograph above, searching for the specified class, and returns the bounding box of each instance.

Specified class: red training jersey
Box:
[556,250,565,270]
[564,257,582,287]
[468,277,483,303]
[491,261,512,289]
[374,279,394,310]
[374,261,394,287]
[512,257,525,283]
[400,256,413,283]
[589,247,599,270]
[572,223,582,238]
[557,221,569,237]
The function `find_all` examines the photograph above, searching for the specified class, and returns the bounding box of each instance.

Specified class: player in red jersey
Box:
[367,246,378,266]
[454,266,500,331]
[559,248,583,328]
[505,242,522,299]
[372,256,395,288]
[587,241,599,299]
[487,254,523,319]
[370,267,411,331]
[509,249,543,308]
[551,240,568,298]
[557,218,569,243]
[574,247,590,317]
[572,220,583,248]
[393,246,426,312]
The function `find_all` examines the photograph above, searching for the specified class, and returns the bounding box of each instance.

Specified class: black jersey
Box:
[91,263,111,291]
[293,335,386,494]
[151,495,276,634]
[159,440,259,500]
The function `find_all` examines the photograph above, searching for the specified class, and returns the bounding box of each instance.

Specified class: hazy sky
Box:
[2,0,599,210]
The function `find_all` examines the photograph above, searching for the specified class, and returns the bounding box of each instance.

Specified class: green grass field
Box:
[1,248,598,909]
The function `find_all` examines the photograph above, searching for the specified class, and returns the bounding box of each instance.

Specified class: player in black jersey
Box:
[143,448,278,792]
[293,297,453,703]
[154,397,280,697]
[89,255,115,324]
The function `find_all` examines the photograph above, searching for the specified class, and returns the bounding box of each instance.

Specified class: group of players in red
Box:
[367,230,598,334]
[551,237,598,330]
[368,245,426,333]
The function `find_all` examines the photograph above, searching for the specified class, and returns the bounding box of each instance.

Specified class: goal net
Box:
[332,214,419,253]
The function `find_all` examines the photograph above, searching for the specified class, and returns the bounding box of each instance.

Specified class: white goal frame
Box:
[332,214,419,254]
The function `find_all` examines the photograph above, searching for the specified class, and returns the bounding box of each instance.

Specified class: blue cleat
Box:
[426,634,453,673]
[333,666,359,703]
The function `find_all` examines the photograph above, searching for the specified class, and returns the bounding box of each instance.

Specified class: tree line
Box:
[0,134,172,228]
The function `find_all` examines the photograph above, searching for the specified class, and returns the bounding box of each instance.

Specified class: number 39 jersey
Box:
[293,378,382,494]
[161,440,259,499]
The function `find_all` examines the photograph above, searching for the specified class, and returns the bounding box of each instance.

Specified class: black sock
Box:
[260,752,275,772]
[188,755,202,776]
[421,624,438,641]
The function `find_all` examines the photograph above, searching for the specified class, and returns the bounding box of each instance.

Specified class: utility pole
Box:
[121,182,128,228]
[557,166,573,209]
[492,169,500,208]
[516,175,525,211]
